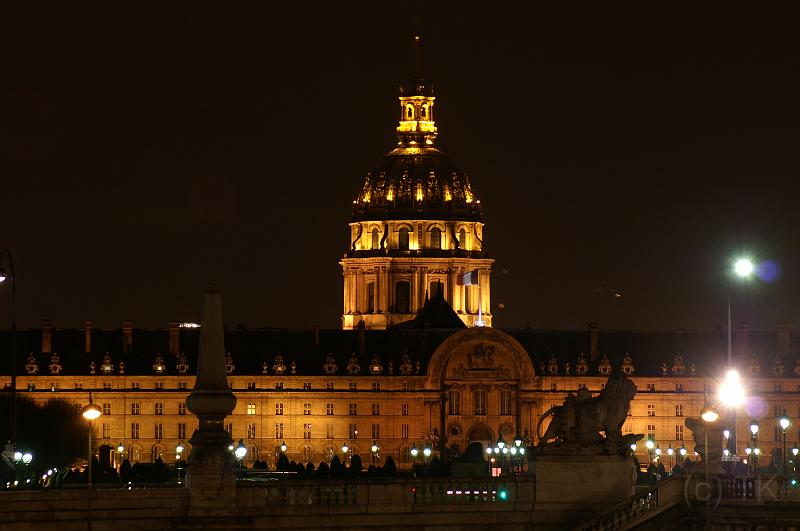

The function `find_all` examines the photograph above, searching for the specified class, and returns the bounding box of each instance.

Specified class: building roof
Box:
[1,322,798,379]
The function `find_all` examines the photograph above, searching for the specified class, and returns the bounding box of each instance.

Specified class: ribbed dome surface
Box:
[352,146,482,222]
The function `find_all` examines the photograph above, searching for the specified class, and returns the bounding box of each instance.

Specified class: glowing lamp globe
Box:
[719,370,745,407]
[779,414,790,431]
[734,258,754,277]
[81,403,102,421]
[701,405,719,423]
[234,439,247,460]
[21,452,32,465]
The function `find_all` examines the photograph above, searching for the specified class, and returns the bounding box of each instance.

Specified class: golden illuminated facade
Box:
[341,31,492,330]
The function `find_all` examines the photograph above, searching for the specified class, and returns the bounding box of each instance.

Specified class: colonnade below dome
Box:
[340,256,493,330]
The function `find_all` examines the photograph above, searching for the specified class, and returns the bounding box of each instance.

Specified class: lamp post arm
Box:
[1,249,17,447]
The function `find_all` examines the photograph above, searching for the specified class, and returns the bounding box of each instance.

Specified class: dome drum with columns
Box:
[341,29,493,330]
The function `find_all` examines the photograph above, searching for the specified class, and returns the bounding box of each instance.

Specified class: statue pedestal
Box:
[530,454,637,528]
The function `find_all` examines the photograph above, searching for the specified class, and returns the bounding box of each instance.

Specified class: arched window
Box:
[459,228,467,249]
[421,105,427,119]
[398,227,409,250]
[371,228,380,250]
[406,106,414,119]
[430,227,442,249]
[395,281,410,313]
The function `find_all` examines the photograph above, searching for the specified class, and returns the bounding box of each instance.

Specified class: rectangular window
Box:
[395,280,411,313]
[775,405,783,417]
[155,382,164,390]
[131,403,140,415]
[275,382,283,390]
[372,403,380,416]
[303,423,312,439]
[675,404,684,417]
[178,382,188,390]
[577,383,587,390]
[676,425,683,441]
[303,403,311,415]
[349,403,357,415]
[349,382,357,391]
[775,384,782,392]
[675,383,683,392]
[275,422,284,439]
[402,402,409,416]
[646,383,655,392]
[372,382,381,391]
[131,422,140,439]
[247,403,256,415]
[154,423,163,439]
[448,390,461,415]
[473,390,487,416]
[402,381,410,391]
[775,426,781,442]
[367,282,375,313]
[349,424,358,439]
[372,423,380,439]
[401,423,409,439]
[704,383,711,393]
[276,403,284,415]
[326,403,334,415]
[247,423,256,439]
[247,381,256,390]
[647,404,656,417]
[102,423,111,439]
[131,382,140,390]
[155,402,163,415]
[550,381,557,391]
[225,422,232,434]
[500,390,513,416]
[74,382,83,390]
[178,422,186,439]
[647,424,656,439]
[103,382,112,390]
[326,423,334,439]
[49,382,58,391]
[102,403,111,416]
[178,403,187,415]
[326,382,334,390]
[27,383,35,391]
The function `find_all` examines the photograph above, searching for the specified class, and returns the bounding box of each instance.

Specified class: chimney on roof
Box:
[169,321,180,356]
[84,320,92,353]
[734,321,748,358]
[41,319,52,353]
[122,320,133,353]
[778,322,790,352]
[589,321,599,360]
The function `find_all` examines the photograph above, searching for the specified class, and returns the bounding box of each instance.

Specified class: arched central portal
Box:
[466,424,494,452]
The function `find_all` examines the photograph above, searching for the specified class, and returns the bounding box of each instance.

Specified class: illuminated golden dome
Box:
[352,145,482,222]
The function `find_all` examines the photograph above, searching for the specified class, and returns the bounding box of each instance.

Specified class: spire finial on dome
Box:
[412,13,423,83]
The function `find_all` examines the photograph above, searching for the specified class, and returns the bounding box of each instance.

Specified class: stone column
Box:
[186,288,238,513]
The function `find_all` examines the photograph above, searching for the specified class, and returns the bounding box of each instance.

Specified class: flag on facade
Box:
[460,270,479,286]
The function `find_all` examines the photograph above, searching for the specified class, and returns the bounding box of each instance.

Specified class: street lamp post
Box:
[81,393,102,531]
[176,442,185,485]
[667,445,674,471]
[0,249,17,453]
[370,442,379,467]
[423,445,432,466]
[779,411,790,496]
[701,401,719,524]
[645,438,655,464]
[726,258,754,455]
[745,446,752,474]
[116,443,125,471]
[234,439,247,480]
[749,419,759,472]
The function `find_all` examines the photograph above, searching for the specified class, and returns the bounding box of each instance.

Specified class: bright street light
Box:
[679,447,687,456]
[645,439,655,450]
[234,439,247,460]
[719,370,745,407]
[21,452,32,465]
[779,413,790,431]
[750,420,759,436]
[734,258,754,277]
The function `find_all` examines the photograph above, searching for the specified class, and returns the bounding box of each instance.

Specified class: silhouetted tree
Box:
[0,394,88,470]
[306,462,315,476]
[349,454,362,477]
[316,461,330,479]
[383,456,396,476]
[120,459,132,483]
[277,454,290,471]
[330,456,344,479]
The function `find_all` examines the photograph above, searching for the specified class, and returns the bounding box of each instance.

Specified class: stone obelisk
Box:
[186,288,238,511]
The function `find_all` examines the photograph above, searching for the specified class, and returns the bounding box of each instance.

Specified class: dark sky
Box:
[1,3,799,331]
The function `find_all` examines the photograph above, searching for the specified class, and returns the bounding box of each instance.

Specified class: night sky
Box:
[2,3,799,331]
